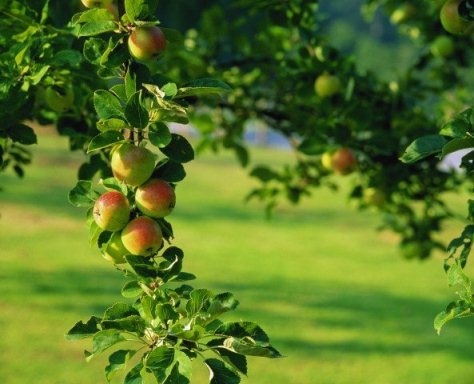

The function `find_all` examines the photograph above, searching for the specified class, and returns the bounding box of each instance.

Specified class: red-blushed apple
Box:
[81,0,112,8]
[135,179,176,218]
[331,147,357,175]
[93,190,130,231]
[102,231,129,264]
[121,216,163,256]
[128,26,167,61]
[110,143,155,187]
[440,0,474,35]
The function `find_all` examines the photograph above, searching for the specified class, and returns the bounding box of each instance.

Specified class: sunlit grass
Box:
[1,128,474,384]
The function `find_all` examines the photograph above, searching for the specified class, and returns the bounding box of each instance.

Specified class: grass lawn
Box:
[1,126,474,384]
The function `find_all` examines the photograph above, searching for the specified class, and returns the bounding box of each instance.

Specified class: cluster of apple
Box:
[92,142,176,264]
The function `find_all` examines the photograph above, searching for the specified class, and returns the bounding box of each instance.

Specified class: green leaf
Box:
[105,349,136,382]
[94,89,125,120]
[145,346,175,382]
[434,302,473,334]
[125,0,159,22]
[122,280,143,298]
[440,116,471,138]
[215,321,269,343]
[102,315,146,334]
[223,337,282,358]
[125,91,149,129]
[7,124,37,145]
[207,339,247,375]
[164,351,192,384]
[124,362,145,384]
[249,166,280,182]
[149,122,172,148]
[207,292,239,318]
[87,329,127,361]
[176,78,232,99]
[156,303,180,323]
[162,83,178,98]
[441,137,474,158]
[104,302,139,320]
[87,131,124,153]
[66,316,101,340]
[126,255,159,278]
[297,136,325,155]
[79,21,117,37]
[186,289,213,317]
[160,134,194,163]
[83,37,109,65]
[205,358,241,384]
[68,180,96,207]
[97,118,128,132]
[125,68,137,100]
[154,159,186,182]
[399,134,447,163]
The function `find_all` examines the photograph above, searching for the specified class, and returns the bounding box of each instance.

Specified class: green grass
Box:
[1,127,474,384]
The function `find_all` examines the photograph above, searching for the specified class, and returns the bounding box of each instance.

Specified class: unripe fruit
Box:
[135,179,176,218]
[331,148,357,175]
[430,35,455,57]
[128,26,167,61]
[103,231,129,264]
[111,143,155,187]
[93,190,130,231]
[45,86,74,113]
[121,216,163,256]
[440,0,474,35]
[314,73,342,98]
[81,0,112,8]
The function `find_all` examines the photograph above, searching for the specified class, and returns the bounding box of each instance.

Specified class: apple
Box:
[430,35,455,57]
[314,73,341,98]
[440,0,474,35]
[390,4,416,24]
[111,143,155,186]
[93,190,130,231]
[121,216,163,256]
[102,231,129,264]
[135,179,176,218]
[128,26,167,61]
[81,0,112,8]
[330,147,357,175]
[44,86,74,113]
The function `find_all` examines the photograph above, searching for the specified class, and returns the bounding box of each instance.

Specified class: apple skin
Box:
[135,179,176,218]
[314,73,342,98]
[121,216,163,256]
[330,147,357,175]
[44,86,74,112]
[430,35,455,57]
[128,26,167,61]
[440,0,474,35]
[81,0,112,8]
[103,231,129,264]
[93,190,131,231]
[111,143,155,187]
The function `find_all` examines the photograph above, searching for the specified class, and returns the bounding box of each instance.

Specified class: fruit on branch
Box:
[314,73,342,98]
[44,85,74,113]
[93,190,130,231]
[128,26,167,61]
[80,0,112,8]
[440,0,474,35]
[430,35,455,57]
[111,143,155,186]
[103,231,129,264]
[330,147,357,175]
[135,179,176,218]
[121,216,163,256]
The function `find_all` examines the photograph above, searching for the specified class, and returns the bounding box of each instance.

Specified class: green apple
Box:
[128,26,167,61]
[135,179,176,218]
[314,73,341,98]
[93,190,130,231]
[111,143,155,187]
[44,86,74,113]
[102,231,129,264]
[330,147,357,175]
[81,0,112,8]
[430,35,455,57]
[440,0,474,35]
[121,216,163,256]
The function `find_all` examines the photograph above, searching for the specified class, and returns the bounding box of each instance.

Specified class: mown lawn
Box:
[1,127,474,384]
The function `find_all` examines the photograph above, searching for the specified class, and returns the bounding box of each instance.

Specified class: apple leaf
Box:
[7,123,37,145]
[124,362,144,384]
[154,159,186,182]
[441,137,474,158]
[87,131,124,153]
[105,350,136,383]
[176,78,232,99]
[66,316,101,340]
[145,346,175,382]
[68,180,97,207]
[78,21,118,37]
[160,134,194,163]
[86,329,127,362]
[121,280,143,298]
[125,0,158,22]
[125,91,149,129]
[149,122,172,148]
[97,118,128,132]
[204,358,240,384]
[94,89,125,120]
[399,134,447,163]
